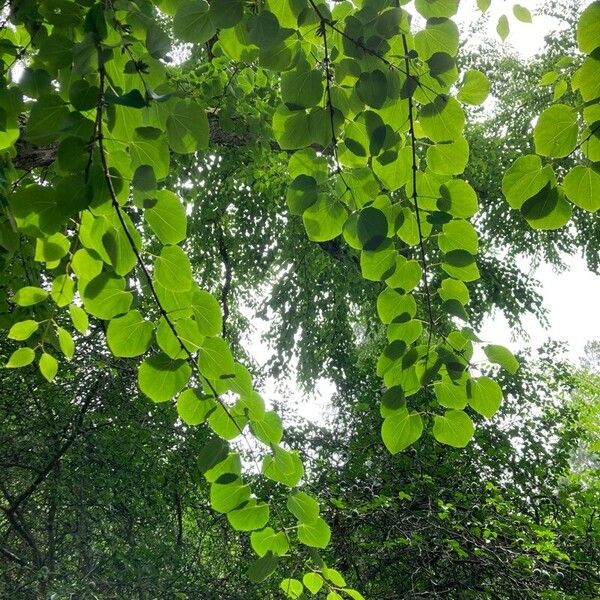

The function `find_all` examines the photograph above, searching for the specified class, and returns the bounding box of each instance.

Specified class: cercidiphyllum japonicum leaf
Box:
[381,408,424,454]
[534,104,579,158]
[433,410,475,447]
[562,166,600,213]
[484,344,520,374]
[576,1,600,53]
[457,70,490,105]
[138,353,192,403]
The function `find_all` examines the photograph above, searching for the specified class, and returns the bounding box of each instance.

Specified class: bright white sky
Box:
[243,0,600,423]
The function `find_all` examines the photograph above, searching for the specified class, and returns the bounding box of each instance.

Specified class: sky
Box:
[243,0,600,423]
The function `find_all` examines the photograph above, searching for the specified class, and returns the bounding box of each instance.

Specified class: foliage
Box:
[0,0,598,596]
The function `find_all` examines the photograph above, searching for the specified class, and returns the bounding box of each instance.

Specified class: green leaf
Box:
[439,278,469,304]
[6,347,35,368]
[441,250,479,282]
[468,376,503,419]
[377,288,417,324]
[173,0,216,43]
[502,155,554,209]
[303,573,324,595]
[484,344,519,374]
[457,70,490,105]
[144,190,187,244]
[414,17,459,59]
[81,273,133,320]
[281,67,323,109]
[250,410,284,445]
[356,69,388,108]
[433,410,474,447]
[177,388,215,425]
[534,104,578,158]
[440,179,479,218]
[39,352,58,382]
[287,491,320,522]
[576,1,600,53]
[434,380,468,409]
[303,198,346,242]
[356,207,388,250]
[197,438,230,473]
[69,304,89,334]
[138,353,192,402]
[273,105,312,150]
[57,327,75,360]
[210,478,250,513]
[247,552,279,583]
[415,0,459,18]
[280,578,304,599]
[513,4,532,22]
[106,311,154,357]
[420,96,464,142]
[322,567,346,586]
[572,56,600,103]
[35,233,71,268]
[13,286,48,306]
[8,320,39,341]
[208,402,247,440]
[191,288,222,336]
[438,220,478,254]
[166,99,209,154]
[25,93,69,144]
[360,242,396,282]
[198,337,235,379]
[562,166,600,213]
[381,408,424,454]
[427,137,469,176]
[251,527,289,557]
[154,246,193,291]
[227,500,270,532]
[520,184,572,230]
[385,257,422,293]
[209,0,244,28]
[496,15,509,41]
[51,275,75,307]
[297,517,331,549]
[262,446,304,487]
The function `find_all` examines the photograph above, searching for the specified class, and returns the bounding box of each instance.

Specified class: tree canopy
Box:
[0,0,599,598]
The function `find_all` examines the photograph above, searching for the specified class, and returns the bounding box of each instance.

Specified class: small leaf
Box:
[13,286,48,306]
[297,517,331,549]
[69,304,89,334]
[6,347,35,368]
[250,527,289,557]
[247,552,279,583]
[106,311,154,357]
[433,410,474,447]
[8,320,39,341]
[484,344,519,374]
[262,446,304,487]
[287,491,320,523]
[39,352,58,382]
[57,327,75,360]
[513,4,532,22]
[496,15,509,41]
[280,578,304,599]
[138,353,192,402]
[381,408,423,454]
[303,573,324,595]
